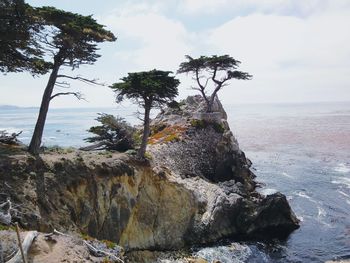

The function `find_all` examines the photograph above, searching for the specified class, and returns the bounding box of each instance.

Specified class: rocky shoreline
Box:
[0,96,299,262]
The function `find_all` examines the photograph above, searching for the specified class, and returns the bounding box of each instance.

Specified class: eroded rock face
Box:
[149,95,254,188]
[147,95,299,244]
[0,96,299,252]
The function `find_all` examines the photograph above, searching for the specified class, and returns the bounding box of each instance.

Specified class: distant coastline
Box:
[0,105,38,110]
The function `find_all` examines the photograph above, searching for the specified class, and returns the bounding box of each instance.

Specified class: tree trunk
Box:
[137,105,151,159]
[28,62,60,155]
[206,99,213,112]
[206,94,216,112]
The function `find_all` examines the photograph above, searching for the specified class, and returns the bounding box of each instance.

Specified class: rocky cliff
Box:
[0,96,299,256]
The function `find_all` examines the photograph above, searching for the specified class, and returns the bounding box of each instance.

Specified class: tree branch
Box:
[55,81,71,88]
[50,92,86,101]
[57,74,105,86]
[195,69,209,105]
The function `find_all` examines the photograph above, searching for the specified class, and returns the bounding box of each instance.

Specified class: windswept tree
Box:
[85,114,135,151]
[0,0,49,74]
[28,7,116,155]
[178,55,252,112]
[111,70,179,159]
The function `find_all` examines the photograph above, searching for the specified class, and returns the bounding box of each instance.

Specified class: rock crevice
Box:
[0,95,299,252]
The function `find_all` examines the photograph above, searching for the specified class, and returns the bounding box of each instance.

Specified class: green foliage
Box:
[190,119,206,129]
[0,224,15,231]
[178,55,252,80]
[27,6,116,155]
[111,69,180,158]
[190,119,225,133]
[167,100,181,109]
[101,239,117,249]
[81,232,94,241]
[85,114,135,152]
[178,55,252,111]
[35,6,116,69]
[0,0,50,74]
[111,69,179,108]
[144,152,153,160]
[42,145,75,154]
[212,122,225,133]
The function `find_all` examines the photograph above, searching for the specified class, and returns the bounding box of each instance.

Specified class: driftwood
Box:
[45,229,124,263]
[6,231,38,263]
[14,224,26,263]
[83,241,124,263]
[0,131,22,145]
[79,141,106,151]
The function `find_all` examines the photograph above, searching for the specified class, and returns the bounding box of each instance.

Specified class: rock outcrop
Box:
[0,95,299,254]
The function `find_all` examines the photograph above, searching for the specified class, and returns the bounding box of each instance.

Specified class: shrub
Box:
[85,114,135,151]
[190,119,225,133]
[167,100,181,109]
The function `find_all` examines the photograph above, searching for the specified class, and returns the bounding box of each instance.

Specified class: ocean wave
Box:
[260,188,278,195]
[282,172,293,178]
[337,190,350,198]
[0,127,23,134]
[294,190,315,202]
[334,163,350,173]
[331,177,350,188]
[195,243,252,263]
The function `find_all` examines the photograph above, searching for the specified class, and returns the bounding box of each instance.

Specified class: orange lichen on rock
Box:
[148,125,187,145]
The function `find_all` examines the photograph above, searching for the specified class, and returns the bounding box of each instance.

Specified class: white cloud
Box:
[179,0,350,16]
[102,5,193,72]
[204,11,350,103]
[1,0,350,108]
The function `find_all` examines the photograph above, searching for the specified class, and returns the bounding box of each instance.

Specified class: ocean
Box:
[1,101,350,262]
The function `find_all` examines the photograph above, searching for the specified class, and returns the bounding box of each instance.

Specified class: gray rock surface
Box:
[0,96,299,252]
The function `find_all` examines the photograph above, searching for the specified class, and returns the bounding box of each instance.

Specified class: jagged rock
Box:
[0,96,299,253]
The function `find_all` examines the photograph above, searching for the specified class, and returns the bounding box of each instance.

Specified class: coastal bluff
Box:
[0,96,299,257]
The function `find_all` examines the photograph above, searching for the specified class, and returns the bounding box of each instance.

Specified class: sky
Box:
[1,0,350,108]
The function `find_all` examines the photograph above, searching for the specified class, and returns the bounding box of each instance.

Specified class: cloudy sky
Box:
[1,0,350,108]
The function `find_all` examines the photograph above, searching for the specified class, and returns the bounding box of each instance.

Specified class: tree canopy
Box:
[111,69,179,158]
[28,6,116,155]
[178,55,252,112]
[113,70,179,108]
[0,0,49,74]
[35,6,116,69]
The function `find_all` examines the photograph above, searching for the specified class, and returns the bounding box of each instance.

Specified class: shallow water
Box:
[1,101,350,262]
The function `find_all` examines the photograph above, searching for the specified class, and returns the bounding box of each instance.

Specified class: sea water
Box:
[1,101,350,262]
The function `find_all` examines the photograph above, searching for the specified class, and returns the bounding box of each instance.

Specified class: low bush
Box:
[85,114,135,151]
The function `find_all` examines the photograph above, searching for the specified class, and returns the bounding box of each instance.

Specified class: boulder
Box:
[0,96,299,252]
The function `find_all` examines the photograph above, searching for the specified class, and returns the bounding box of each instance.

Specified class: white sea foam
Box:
[317,206,326,218]
[331,177,350,188]
[334,163,350,173]
[337,190,350,198]
[195,244,252,263]
[261,188,278,196]
[295,191,313,201]
[0,127,22,134]
[282,172,293,178]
